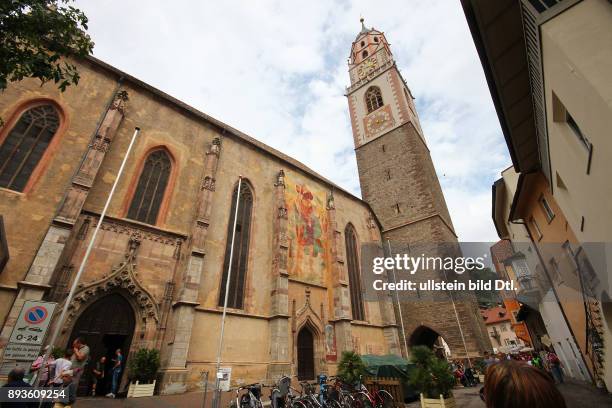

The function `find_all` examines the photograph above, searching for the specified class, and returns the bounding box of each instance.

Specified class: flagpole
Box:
[35,127,140,406]
[212,176,242,408]
[386,240,409,359]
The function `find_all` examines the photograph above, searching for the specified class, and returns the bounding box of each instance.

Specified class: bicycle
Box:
[230,383,264,408]
[352,377,393,408]
[317,375,342,408]
[327,376,356,408]
[270,375,308,408]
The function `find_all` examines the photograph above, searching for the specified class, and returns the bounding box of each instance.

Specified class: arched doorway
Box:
[297,327,315,380]
[410,326,447,359]
[69,294,135,396]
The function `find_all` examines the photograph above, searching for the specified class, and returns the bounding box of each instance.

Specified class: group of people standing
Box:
[483,348,565,384]
[27,338,124,400]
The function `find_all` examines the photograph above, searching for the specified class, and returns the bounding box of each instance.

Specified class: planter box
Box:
[127,380,156,397]
[420,393,456,408]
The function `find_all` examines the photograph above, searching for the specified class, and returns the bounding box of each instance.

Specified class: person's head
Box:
[483,360,566,408]
[100,356,107,363]
[61,370,73,384]
[484,351,490,358]
[116,348,122,356]
[7,367,25,383]
[72,337,84,347]
[64,348,74,359]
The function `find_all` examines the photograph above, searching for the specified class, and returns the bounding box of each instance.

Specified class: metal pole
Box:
[212,176,242,408]
[440,266,472,368]
[386,240,409,358]
[37,127,140,405]
[201,371,210,408]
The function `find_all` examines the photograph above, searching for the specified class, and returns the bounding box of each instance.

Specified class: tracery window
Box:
[127,149,172,224]
[345,223,365,321]
[218,182,254,309]
[0,104,60,191]
[365,86,384,113]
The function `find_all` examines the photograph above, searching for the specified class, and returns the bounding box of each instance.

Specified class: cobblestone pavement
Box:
[75,381,612,408]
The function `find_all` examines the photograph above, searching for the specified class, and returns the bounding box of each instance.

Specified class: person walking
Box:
[52,370,77,408]
[481,360,566,408]
[30,346,55,387]
[51,350,73,387]
[70,337,90,390]
[90,356,106,396]
[547,351,564,384]
[106,349,123,398]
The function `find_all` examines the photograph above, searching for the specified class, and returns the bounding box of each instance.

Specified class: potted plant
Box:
[127,348,160,397]
[474,359,487,383]
[408,346,456,408]
[337,351,367,387]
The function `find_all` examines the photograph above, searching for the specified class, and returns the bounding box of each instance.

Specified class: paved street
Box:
[75,381,612,408]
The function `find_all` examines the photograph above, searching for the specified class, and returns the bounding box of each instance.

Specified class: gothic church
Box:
[0,21,489,393]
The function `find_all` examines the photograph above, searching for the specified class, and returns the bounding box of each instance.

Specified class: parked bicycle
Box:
[352,377,393,408]
[270,375,308,408]
[230,383,264,408]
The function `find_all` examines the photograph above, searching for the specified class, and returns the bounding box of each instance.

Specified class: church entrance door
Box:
[69,294,135,396]
[297,327,315,380]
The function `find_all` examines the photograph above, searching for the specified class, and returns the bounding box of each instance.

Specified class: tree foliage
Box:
[128,349,160,384]
[408,346,455,399]
[337,351,367,386]
[0,0,94,92]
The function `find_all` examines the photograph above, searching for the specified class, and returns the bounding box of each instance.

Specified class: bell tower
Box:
[346,19,491,358]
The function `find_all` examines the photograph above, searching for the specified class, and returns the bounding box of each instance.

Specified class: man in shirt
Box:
[70,337,90,389]
[1,367,31,408]
[52,350,73,386]
[90,356,106,396]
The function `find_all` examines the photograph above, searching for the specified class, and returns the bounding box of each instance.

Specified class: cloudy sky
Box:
[75,0,510,242]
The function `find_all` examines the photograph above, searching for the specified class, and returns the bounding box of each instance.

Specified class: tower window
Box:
[385,169,391,180]
[0,104,60,191]
[360,41,365,47]
[381,144,386,153]
[362,50,368,58]
[345,224,365,321]
[365,86,384,113]
[395,203,401,214]
[374,37,379,43]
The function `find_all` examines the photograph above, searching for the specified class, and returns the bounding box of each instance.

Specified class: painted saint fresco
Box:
[285,175,330,285]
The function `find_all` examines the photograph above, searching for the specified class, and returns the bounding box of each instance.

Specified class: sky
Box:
[75,0,511,242]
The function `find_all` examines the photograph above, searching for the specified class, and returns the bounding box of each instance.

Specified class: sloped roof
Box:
[481,307,511,325]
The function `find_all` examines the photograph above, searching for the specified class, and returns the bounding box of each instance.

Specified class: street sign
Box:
[8,301,56,346]
[3,344,41,361]
[218,367,231,392]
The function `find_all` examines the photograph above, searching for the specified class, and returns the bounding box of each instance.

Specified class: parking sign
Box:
[8,301,56,346]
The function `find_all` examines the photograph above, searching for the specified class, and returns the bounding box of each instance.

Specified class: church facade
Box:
[0,22,488,394]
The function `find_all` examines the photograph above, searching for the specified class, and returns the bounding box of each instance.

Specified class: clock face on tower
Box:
[365,108,394,137]
[358,57,378,79]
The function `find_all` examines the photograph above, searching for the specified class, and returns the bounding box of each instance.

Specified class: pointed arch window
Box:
[345,224,365,321]
[365,86,384,113]
[0,104,60,191]
[127,149,172,224]
[218,182,254,309]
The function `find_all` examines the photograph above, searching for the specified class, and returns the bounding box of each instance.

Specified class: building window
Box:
[385,169,391,180]
[360,41,365,47]
[362,50,368,59]
[530,216,543,240]
[218,182,254,309]
[127,149,172,224]
[345,224,365,321]
[374,37,379,43]
[0,104,60,191]
[365,86,384,113]
[539,195,555,223]
[566,111,590,150]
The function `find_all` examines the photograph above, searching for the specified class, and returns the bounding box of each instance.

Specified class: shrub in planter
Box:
[337,351,367,386]
[128,348,160,384]
[408,346,455,400]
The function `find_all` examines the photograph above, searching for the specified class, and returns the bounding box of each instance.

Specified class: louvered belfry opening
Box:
[345,224,365,321]
[365,86,384,113]
[0,104,60,191]
[127,149,172,224]
[218,182,253,309]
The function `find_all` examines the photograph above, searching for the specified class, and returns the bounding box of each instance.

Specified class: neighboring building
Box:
[0,21,488,394]
[481,307,525,353]
[463,0,612,388]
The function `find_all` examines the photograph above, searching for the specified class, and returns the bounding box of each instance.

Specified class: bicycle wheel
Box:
[340,394,355,408]
[292,401,308,408]
[326,399,342,408]
[377,390,393,408]
[353,392,373,408]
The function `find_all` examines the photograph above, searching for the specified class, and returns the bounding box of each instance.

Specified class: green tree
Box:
[0,0,94,93]
[408,346,455,399]
[337,351,367,386]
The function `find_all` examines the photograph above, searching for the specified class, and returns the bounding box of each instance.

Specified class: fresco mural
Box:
[285,175,330,285]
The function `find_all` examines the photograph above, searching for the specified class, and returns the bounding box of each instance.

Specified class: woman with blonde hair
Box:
[481,360,566,408]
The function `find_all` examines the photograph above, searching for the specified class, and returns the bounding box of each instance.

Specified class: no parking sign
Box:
[8,301,56,346]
